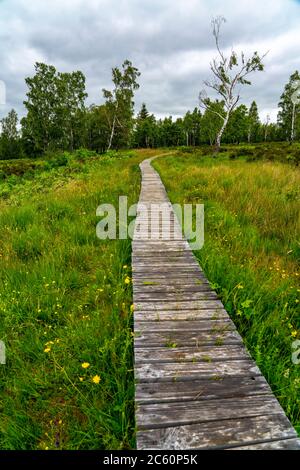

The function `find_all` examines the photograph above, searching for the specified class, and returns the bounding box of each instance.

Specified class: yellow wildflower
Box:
[79,377,84,382]
[81,362,90,369]
[92,375,101,384]
[44,347,51,353]
[124,276,130,285]
[291,331,298,338]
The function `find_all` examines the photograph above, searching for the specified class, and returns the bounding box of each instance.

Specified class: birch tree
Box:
[103,60,140,151]
[278,71,300,142]
[199,16,265,152]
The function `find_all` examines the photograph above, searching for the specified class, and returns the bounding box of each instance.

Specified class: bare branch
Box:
[211,16,227,64]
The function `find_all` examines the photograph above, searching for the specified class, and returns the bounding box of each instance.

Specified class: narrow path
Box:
[132,154,300,450]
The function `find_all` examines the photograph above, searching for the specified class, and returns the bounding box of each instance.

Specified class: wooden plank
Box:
[133,245,191,251]
[133,287,213,295]
[230,438,300,450]
[132,241,190,248]
[136,395,284,430]
[135,375,271,404]
[134,308,229,321]
[135,319,234,332]
[134,285,211,292]
[134,344,249,364]
[134,237,184,241]
[137,414,297,449]
[133,268,203,274]
[133,260,200,266]
[133,280,211,288]
[133,273,206,280]
[133,272,204,278]
[133,292,219,301]
[135,359,260,383]
[132,255,197,262]
[133,252,193,257]
[134,300,224,311]
[134,329,242,348]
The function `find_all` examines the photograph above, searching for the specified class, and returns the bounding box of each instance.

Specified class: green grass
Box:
[0,148,158,450]
[154,147,300,433]
[1,143,299,448]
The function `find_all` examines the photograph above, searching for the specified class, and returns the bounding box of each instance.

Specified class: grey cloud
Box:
[0,0,300,122]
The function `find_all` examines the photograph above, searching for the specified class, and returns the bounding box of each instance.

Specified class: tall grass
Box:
[154,149,300,433]
[0,149,156,449]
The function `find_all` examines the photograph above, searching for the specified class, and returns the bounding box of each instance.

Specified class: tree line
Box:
[0,60,299,159]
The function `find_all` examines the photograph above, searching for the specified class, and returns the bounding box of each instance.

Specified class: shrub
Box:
[73,148,98,160]
[44,154,69,169]
[236,147,255,156]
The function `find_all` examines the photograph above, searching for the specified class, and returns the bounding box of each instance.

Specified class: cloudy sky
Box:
[0,0,300,122]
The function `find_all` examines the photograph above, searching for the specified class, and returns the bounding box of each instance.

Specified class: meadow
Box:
[153,145,300,433]
[0,148,157,450]
[0,143,299,449]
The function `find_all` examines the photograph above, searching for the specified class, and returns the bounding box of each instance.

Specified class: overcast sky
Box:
[0,0,300,123]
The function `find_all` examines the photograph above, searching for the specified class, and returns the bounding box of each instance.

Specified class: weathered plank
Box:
[133,284,212,293]
[137,414,297,450]
[134,300,224,311]
[136,395,284,429]
[135,318,234,332]
[133,273,206,280]
[229,438,300,450]
[135,375,271,404]
[135,359,260,383]
[134,308,228,321]
[133,292,219,301]
[134,344,249,364]
[134,329,242,348]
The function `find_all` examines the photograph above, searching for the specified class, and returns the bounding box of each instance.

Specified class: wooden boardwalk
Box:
[132,155,300,450]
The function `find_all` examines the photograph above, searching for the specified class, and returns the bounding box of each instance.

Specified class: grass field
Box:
[0,148,158,450]
[0,144,299,449]
[154,147,300,433]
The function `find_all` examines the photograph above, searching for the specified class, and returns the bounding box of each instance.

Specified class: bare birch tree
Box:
[199,16,266,152]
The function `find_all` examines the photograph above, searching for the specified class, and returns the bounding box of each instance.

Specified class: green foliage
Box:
[183,108,202,146]
[0,148,152,449]
[200,100,225,145]
[103,60,140,151]
[278,71,300,141]
[133,103,157,148]
[247,101,261,143]
[0,109,23,160]
[21,62,87,154]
